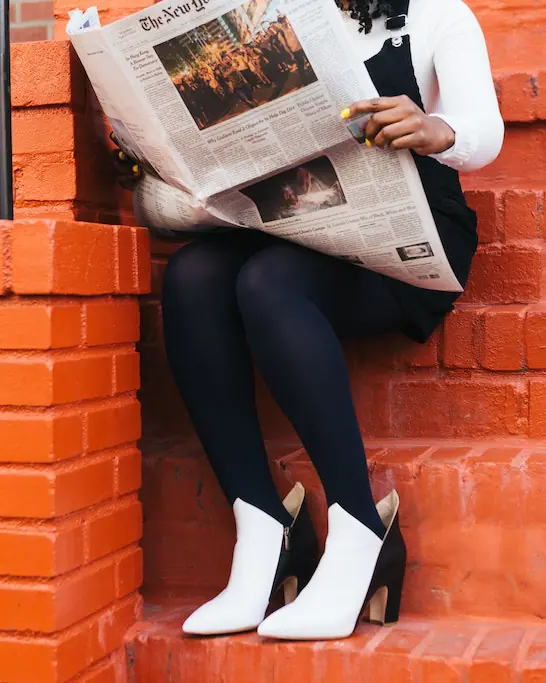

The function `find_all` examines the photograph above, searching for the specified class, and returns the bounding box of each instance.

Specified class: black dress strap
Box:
[362,13,479,343]
[366,35,423,107]
[385,0,410,30]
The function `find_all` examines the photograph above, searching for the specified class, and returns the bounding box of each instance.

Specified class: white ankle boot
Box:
[182,483,318,635]
[257,490,406,640]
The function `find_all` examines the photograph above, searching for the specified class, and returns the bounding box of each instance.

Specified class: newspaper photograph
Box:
[240,156,347,221]
[67,0,464,292]
[154,4,318,130]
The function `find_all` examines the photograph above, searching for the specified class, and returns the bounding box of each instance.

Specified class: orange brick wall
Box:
[10,0,54,42]
[10,40,136,225]
[0,218,150,683]
[3,0,545,672]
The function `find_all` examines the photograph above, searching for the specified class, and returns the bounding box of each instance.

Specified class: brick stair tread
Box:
[126,600,546,682]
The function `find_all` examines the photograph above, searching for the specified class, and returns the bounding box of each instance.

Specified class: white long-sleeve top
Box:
[340,0,505,172]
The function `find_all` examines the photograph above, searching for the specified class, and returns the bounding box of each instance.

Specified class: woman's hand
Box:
[347,96,456,155]
[110,132,142,191]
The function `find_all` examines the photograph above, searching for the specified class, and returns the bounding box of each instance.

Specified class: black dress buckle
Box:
[385,14,407,31]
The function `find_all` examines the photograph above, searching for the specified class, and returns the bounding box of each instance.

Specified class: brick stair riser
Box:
[140,441,546,621]
[139,301,546,443]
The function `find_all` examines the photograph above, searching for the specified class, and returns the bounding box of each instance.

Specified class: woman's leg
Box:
[236,243,407,539]
[236,243,409,639]
[163,233,320,636]
[162,231,292,526]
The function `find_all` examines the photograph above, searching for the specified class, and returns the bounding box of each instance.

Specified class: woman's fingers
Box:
[109,130,141,190]
[348,95,417,117]
[111,148,138,167]
[344,97,455,154]
[345,96,423,146]
[373,115,423,148]
[111,147,141,189]
[118,175,141,191]
[388,132,430,152]
[364,107,412,143]
[348,97,401,117]
[114,160,141,178]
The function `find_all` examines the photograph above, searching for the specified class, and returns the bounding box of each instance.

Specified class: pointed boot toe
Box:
[181,483,319,636]
[257,490,406,641]
[182,596,259,635]
[257,604,303,639]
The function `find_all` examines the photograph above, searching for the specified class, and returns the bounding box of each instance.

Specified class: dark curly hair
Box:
[335,1,397,34]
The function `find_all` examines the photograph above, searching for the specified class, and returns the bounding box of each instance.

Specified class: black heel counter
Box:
[292,496,319,558]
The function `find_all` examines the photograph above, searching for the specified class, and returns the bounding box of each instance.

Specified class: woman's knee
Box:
[162,240,233,309]
[235,246,303,315]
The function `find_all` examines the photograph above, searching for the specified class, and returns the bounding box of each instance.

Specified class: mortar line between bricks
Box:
[0,342,137,357]
[0,492,141,528]
[526,377,532,442]
[405,447,438,481]
[514,626,540,683]
[0,449,140,476]
[409,627,437,683]
[461,626,489,683]
[361,623,393,656]
[407,369,546,379]
[1,225,12,295]
[0,591,141,643]
[0,541,141,588]
[0,439,141,470]
[65,652,124,683]
[0,388,139,411]
[45,221,56,294]
[114,226,121,293]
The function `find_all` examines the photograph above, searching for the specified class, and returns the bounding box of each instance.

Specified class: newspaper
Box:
[68,0,463,292]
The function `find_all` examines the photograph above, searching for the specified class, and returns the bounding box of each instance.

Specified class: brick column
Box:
[0,219,150,683]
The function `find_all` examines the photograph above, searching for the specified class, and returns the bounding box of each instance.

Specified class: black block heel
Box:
[369,570,405,625]
[362,491,407,628]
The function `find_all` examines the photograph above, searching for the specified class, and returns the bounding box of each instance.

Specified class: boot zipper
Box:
[284,527,290,551]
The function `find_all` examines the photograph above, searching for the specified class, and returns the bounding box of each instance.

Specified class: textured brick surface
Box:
[0,218,144,682]
[7,6,546,682]
[8,220,150,295]
[0,595,140,683]
[480,306,526,370]
[126,602,546,683]
[0,411,84,463]
[140,440,546,622]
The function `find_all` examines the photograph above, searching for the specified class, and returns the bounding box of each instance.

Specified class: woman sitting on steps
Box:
[116,0,504,641]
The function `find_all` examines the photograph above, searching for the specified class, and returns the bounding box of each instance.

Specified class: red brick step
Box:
[141,440,546,622]
[125,600,546,683]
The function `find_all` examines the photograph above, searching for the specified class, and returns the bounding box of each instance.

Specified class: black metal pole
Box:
[0,0,13,220]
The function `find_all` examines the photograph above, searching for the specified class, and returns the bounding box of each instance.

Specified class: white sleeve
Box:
[426,5,505,172]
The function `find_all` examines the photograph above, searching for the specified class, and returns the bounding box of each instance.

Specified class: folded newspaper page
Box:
[68,0,463,292]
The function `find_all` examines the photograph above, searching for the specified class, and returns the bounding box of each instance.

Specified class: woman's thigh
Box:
[236,241,408,337]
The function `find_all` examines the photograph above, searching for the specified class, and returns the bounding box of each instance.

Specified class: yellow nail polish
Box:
[365,138,373,148]
[132,164,140,175]
[118,150,126,161]
[340,108,351,120]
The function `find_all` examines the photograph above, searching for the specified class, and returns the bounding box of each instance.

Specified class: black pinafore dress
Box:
[363,0,478,343]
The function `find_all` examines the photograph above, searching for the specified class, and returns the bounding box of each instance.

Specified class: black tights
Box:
[162,231,408,539]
